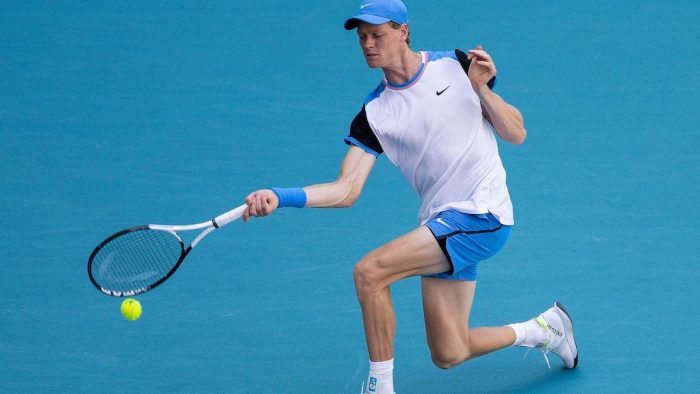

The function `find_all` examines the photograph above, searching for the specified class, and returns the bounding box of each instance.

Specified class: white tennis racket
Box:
[87,204,247,297]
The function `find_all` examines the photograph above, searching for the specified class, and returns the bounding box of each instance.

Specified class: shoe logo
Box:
[361,3,374,9]
[549,325,563,337]
[436,86,450,96]
[368,377,377,392]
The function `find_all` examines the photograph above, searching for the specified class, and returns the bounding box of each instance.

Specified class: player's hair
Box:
[389,21,410,46]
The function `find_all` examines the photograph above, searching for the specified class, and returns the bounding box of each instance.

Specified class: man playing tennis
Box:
[243,0,578,392]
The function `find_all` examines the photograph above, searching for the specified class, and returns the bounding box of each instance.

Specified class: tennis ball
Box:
[121,298,142,321]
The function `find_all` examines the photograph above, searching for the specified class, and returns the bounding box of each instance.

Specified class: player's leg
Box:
[354,226,451,360]
[421,280,579,369]
[421,277,515,369]
[353,226,451,393]
[422,210,578,369]
[420,210,519,368]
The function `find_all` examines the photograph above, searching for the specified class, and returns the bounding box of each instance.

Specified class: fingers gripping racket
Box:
[87,204,247,297]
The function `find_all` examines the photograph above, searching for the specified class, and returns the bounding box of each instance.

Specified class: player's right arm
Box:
[242,145,376,221]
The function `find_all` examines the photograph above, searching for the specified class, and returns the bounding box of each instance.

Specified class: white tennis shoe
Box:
[526,302,579,369]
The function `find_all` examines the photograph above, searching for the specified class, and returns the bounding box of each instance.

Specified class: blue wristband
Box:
[270,187,307,208]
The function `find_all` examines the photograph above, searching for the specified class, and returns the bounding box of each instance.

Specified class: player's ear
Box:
[401,24,411,46]
[401,24,409,40]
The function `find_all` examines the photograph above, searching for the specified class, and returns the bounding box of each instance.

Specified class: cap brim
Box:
[344,14,392,30]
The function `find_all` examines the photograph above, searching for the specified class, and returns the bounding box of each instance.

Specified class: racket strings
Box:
[90,229,183,293]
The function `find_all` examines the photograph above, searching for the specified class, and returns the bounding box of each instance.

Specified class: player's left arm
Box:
[467,45,527,145]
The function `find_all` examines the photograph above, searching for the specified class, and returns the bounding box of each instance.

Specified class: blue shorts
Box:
[424,210,511,281]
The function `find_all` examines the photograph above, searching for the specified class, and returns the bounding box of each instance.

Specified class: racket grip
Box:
[213,204,247,228]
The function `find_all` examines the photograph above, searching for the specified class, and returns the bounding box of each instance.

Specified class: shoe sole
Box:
[554,301,579,368]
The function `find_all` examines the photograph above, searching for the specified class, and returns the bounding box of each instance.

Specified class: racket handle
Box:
[212,204,247,228]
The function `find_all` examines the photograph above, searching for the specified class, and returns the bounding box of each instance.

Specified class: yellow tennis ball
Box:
[121,298,142,321]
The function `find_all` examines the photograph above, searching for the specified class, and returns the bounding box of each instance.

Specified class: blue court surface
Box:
[1,1,699,392]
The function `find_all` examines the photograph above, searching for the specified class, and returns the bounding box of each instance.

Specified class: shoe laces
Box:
[523,316,553,369]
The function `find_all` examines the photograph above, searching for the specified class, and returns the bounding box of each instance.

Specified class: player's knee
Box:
[352,254,388,294]
[431,350,469,370]
[353,261,377,294]
[429,344,472,370]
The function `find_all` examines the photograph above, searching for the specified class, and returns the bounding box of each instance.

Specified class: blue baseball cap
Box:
[344,0,409,30]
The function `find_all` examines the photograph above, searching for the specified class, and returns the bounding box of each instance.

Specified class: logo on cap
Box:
[344,0,409,30]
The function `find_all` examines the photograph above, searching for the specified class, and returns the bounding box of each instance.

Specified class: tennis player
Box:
[243,0,577,392]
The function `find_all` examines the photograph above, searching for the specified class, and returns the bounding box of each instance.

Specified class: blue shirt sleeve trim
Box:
[344,136,380,157]
[364,82,386,105]
[427,50,458,62]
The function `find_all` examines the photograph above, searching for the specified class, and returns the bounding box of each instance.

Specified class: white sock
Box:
[365,359,394,394]
[508,319,546,347]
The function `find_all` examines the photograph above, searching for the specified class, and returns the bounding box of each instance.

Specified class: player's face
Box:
[357,22,406,68]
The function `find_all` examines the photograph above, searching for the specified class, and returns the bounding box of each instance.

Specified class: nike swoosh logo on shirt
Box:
[361,3,373,9]
[436,86,450,95]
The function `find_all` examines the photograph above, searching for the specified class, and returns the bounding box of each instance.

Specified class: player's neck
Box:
[383,49,422,86]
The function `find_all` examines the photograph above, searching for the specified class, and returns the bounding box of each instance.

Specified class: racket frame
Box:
[88,204,246,297]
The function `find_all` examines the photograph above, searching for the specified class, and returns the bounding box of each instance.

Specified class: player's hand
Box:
[242,189,279,222]
[467,45,496,95]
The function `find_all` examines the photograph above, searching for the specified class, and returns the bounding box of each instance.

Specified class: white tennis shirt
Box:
[345,50,514,226]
